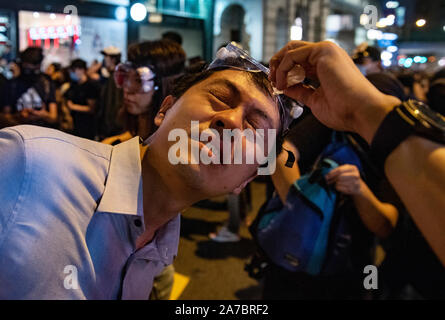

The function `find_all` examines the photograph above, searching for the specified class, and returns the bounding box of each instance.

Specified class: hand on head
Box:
[269,41,400,142]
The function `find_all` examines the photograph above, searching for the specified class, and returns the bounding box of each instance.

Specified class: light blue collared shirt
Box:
[0,125,180,299]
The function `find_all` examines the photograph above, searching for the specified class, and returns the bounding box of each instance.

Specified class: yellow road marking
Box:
[170,272,190,300]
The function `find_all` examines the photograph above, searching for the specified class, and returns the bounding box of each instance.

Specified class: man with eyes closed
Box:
[0,66,281,299]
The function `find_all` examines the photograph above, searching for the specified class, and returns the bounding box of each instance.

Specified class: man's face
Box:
[151,69,280,197]
[104,55,116,72]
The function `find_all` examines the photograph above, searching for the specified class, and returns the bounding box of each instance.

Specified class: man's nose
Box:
[209,108,244,136]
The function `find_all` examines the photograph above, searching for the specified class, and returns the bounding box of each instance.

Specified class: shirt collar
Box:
[96,136,143,217]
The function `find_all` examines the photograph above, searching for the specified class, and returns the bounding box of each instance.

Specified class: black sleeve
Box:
[285,113,333,174]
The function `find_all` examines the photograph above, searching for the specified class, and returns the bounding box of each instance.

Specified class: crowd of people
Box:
[0,34,444,300]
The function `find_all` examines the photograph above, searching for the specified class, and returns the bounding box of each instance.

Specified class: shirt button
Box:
[134,219,142,227]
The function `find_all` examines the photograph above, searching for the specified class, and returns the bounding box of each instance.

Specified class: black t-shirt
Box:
[64,80,100,139]
[1,74,56,113]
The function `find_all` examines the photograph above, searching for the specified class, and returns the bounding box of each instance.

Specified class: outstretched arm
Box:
[270,41,445,265]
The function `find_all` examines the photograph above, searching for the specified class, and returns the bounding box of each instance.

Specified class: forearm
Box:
[355,96,445,265]
[385,136,445,265]
[68,102,92,113]
[42,103,58,123]
[352,180,398,238]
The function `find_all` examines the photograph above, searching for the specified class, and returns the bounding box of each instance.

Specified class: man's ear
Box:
[231,173,257,195]
[154,95,176,127]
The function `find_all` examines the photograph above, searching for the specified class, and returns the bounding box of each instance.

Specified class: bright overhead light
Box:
[386,1,399,9]
[387,45,398,53]
[367,29,383,40]
[416,19,426,27]
[381,51,393,61]
[115,6,127,21]
[130,3,147,22]
[360,14,369,26]
[382,32,398,40]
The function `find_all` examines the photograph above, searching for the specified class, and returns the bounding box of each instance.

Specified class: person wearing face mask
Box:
[64,59,100,140]
[352,43,383,76]
[0,47,57,129]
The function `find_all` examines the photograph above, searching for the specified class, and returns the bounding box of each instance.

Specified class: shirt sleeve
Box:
[0,127,26,237]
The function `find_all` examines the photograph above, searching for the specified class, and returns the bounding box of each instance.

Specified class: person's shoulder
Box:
[7,125,112,161]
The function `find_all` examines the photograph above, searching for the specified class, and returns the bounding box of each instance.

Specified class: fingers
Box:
[325,165,359,184]
[269,41,311,83]
[283,84,315,106]
[274,46,313,90]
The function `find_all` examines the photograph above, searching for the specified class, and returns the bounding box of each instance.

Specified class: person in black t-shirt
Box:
[65,59,100,140]
[0,47,57,129]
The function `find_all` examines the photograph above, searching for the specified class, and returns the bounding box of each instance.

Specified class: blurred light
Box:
[33,12,39,18]
[367,29,382,40]
[381,51,393,61]
[50,13,56,20]
[383,60,392,67]
[387,45,398,52]
[130,3,147,22]
[148,13,163,23]
[404,57,413,68]
[438,58,445,67]
[360,14,369,26]
[413,56,422,63]
[382,33,398,40]
[290,26,303,41]
[443,25,445,32]
[396,7,406,27]
[376,19,387,28]
[398,58,406,66]
[65,15,71,21]
[386,1,399,9]
[420,56,428,64]
[115,6,127,21]
[416,19,426,27]
[290,18,303,41]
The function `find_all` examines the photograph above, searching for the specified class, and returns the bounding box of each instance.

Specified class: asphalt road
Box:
[173,182,268,300]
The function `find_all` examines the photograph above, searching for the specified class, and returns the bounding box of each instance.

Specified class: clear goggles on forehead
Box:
[114,62,157,93]
[207,42,304,134]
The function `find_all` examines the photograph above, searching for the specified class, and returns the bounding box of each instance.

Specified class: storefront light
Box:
[381,51,393,61]
[387,45,398,53]
[115,6,127,21]
[130,3,147,22]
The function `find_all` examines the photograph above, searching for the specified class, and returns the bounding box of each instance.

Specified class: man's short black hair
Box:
[20,47,44,65]
[70,58,87,70]
[162,31,183,46]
